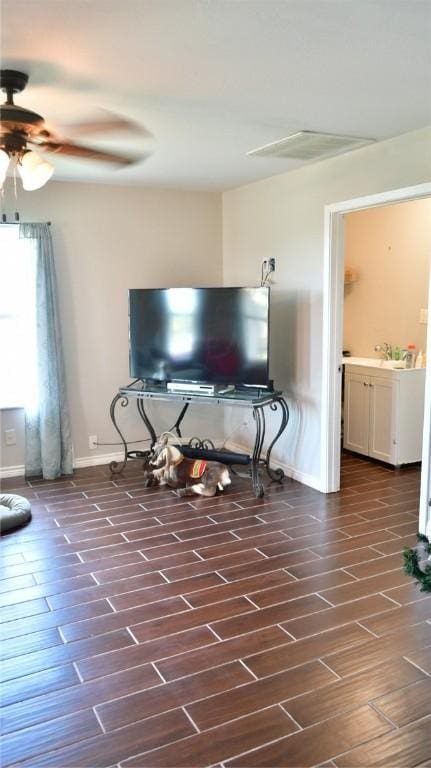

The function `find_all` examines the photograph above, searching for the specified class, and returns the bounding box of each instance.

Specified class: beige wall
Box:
[1,181,223,472]
[222,127,431,488]
[343,198,431,358]
[2,127,431,485]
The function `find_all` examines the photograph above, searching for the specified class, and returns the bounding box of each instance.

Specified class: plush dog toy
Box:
[143,434,231,497]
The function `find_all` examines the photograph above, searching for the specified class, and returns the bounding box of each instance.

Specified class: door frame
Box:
[320,182,431,535]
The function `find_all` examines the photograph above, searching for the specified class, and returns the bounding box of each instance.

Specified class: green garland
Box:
[403,533,431,592]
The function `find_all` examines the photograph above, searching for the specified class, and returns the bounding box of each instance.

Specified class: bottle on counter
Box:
[415,350,424,368]
[405,344,416,368]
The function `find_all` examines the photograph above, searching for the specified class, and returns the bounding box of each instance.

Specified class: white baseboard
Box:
[0,463,25,479]
[281,464,325,492]
[225,440,324,492]
[0,451,127,480]
[73,451,125,469]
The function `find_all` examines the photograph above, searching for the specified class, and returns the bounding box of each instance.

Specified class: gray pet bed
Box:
[0,493,32,533]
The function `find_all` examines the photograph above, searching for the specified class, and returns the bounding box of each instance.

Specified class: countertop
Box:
[343,356,425,371]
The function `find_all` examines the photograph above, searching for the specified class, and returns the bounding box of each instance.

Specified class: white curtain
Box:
[20,223,73,479]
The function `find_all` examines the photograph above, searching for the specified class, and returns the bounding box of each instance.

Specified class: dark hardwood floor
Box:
[1,453,430,767]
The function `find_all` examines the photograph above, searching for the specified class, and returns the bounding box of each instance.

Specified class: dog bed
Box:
[0,493,32,533]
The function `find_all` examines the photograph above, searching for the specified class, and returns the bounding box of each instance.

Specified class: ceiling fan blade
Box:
[33,138,140,166]
[61,111,152,139]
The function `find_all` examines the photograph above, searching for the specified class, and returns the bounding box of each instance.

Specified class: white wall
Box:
[1,181,223,473]
[222,127,431,489]
[343,198,431,358]
[2,127,431,486]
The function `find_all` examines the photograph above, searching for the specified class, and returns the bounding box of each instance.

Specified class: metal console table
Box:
[109,380,289,497]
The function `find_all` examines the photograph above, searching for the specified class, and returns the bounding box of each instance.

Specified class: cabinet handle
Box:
[363,382,367,386]
[369,383,374,387]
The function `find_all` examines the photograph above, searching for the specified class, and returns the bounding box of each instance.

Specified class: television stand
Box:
[108,380,289,497]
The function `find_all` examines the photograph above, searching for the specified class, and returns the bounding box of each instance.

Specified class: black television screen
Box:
[129,286,270,387]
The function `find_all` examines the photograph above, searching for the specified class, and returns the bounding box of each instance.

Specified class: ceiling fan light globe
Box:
[18,150,54,190]
[20,162,54,190]
[0,148,10,184]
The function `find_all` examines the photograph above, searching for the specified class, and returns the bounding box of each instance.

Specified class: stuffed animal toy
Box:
[143,434,231,497]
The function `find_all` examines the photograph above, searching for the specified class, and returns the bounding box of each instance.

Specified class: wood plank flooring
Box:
[1,453,430,767]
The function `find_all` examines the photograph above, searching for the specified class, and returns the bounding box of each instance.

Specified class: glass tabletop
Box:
[119,380,281,407]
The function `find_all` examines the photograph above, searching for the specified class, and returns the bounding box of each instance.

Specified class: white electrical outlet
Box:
[262,258,276,273]
[88,435,98,450]
[5,429,16,446]
[420,308,428,325]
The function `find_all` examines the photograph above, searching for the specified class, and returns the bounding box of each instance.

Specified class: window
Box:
[0,226,37,410]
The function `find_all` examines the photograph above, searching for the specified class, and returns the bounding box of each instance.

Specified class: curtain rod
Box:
[0,220,51,225]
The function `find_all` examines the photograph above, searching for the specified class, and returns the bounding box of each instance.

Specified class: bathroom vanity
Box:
[343,358,426,466]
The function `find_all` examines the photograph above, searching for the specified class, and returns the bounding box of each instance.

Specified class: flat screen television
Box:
[129,286,270,388]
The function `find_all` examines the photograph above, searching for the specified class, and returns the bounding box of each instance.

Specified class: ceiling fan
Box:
[0,69,146,190]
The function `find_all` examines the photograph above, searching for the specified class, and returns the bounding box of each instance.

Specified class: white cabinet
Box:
[343,363,425,466]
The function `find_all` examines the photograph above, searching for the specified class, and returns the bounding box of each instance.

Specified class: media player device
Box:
[166,382,215,395]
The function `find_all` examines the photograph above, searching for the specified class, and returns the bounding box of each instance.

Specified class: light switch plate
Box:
[420,308,428,325]
[5,429,16,446]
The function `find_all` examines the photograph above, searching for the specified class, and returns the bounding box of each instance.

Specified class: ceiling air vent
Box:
[247,131,375,160]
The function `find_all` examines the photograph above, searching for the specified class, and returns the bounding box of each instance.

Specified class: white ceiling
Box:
[1,0,430,190]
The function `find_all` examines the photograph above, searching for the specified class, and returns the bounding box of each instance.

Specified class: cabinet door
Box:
[368,376,397,463]
[343,373,370,456]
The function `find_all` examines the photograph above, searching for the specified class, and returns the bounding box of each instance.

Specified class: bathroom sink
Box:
[343,357,411,370]
[343,357,380,366]
[343,356,386,367]
[381,360,406,369]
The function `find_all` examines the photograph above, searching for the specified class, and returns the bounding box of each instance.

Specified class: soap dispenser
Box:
[415,350,424,368]
[405,344,416,368]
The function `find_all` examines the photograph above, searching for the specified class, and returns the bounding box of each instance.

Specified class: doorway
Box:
[321,182,431,536]
[342,199,430,466]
